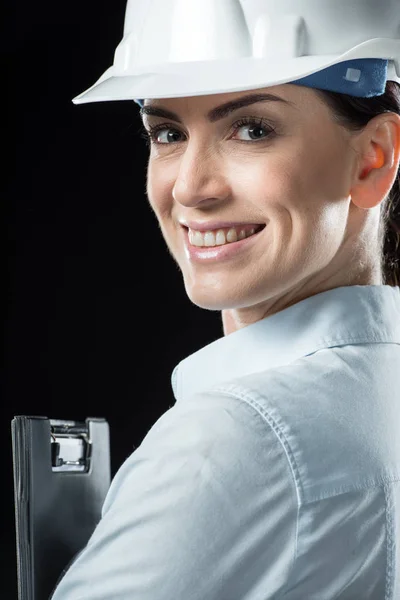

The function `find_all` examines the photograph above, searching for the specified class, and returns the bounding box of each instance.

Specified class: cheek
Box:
[266,133,348,218]
[296,127,351,202]
[259,143,348,254]
[146,168,174,220]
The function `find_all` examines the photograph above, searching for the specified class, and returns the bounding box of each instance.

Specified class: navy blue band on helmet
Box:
[134,58,389,107]
[292,58,388,97]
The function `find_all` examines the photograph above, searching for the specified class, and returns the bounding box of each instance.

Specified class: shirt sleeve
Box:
[50,390,298,599]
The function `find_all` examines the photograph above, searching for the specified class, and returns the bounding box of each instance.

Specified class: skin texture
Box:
[142,84,400,335]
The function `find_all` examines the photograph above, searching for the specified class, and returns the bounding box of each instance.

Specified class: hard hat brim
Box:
[72,40,400,105]
[72,56,333,104]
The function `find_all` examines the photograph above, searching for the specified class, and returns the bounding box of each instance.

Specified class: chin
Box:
[183,281,252,311]
[186,292,230,311]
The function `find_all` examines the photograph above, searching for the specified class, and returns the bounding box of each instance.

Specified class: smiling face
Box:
[141,84,389,334]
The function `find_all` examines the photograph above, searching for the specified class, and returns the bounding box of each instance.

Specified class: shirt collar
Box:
[171,285,400,403]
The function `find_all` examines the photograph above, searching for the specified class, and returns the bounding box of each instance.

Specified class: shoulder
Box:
[109,387,299,503]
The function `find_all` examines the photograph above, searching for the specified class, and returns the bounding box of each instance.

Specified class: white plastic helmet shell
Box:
[72,0,400,104]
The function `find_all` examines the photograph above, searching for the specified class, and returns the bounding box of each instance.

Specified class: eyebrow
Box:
[139,92,296,124]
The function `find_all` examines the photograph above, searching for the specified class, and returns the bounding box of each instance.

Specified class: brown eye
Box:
[230,117,275,142]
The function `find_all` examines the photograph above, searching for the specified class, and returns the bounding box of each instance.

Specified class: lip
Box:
[182,224,267,263]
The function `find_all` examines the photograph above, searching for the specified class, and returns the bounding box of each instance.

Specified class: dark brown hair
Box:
[313,81,400,287]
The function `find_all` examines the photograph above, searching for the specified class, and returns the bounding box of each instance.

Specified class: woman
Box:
[51,0,400,598]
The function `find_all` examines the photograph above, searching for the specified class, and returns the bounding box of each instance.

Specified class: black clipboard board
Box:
[11,416,111,600]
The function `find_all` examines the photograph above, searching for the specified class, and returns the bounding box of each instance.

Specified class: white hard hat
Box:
[72,0,400,106]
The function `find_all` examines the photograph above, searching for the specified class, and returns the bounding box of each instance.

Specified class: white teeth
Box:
[215,230,225,246]
[188,226,260,247]
[226,229,238,243]
[204,232,216,247]
[191,230,204,246]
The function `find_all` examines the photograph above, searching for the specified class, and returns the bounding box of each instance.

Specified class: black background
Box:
[4,1,222,596]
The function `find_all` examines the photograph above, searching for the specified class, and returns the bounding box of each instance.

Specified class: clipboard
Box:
[11,416,111,600]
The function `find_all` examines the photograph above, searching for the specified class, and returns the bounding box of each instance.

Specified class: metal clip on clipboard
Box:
[50,419,92,472]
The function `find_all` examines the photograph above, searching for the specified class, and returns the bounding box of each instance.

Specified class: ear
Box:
[350,112,400,210]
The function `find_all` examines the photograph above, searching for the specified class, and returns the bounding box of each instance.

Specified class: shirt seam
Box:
[384,481,394,600]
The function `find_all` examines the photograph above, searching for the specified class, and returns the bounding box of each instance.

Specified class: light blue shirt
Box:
[51,285,400,599]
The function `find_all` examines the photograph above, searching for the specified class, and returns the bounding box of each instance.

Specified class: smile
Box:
[188,224,264,248]
[183,223,267,263]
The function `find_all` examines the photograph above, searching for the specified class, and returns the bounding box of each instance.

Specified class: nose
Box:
[172,146,231,208]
